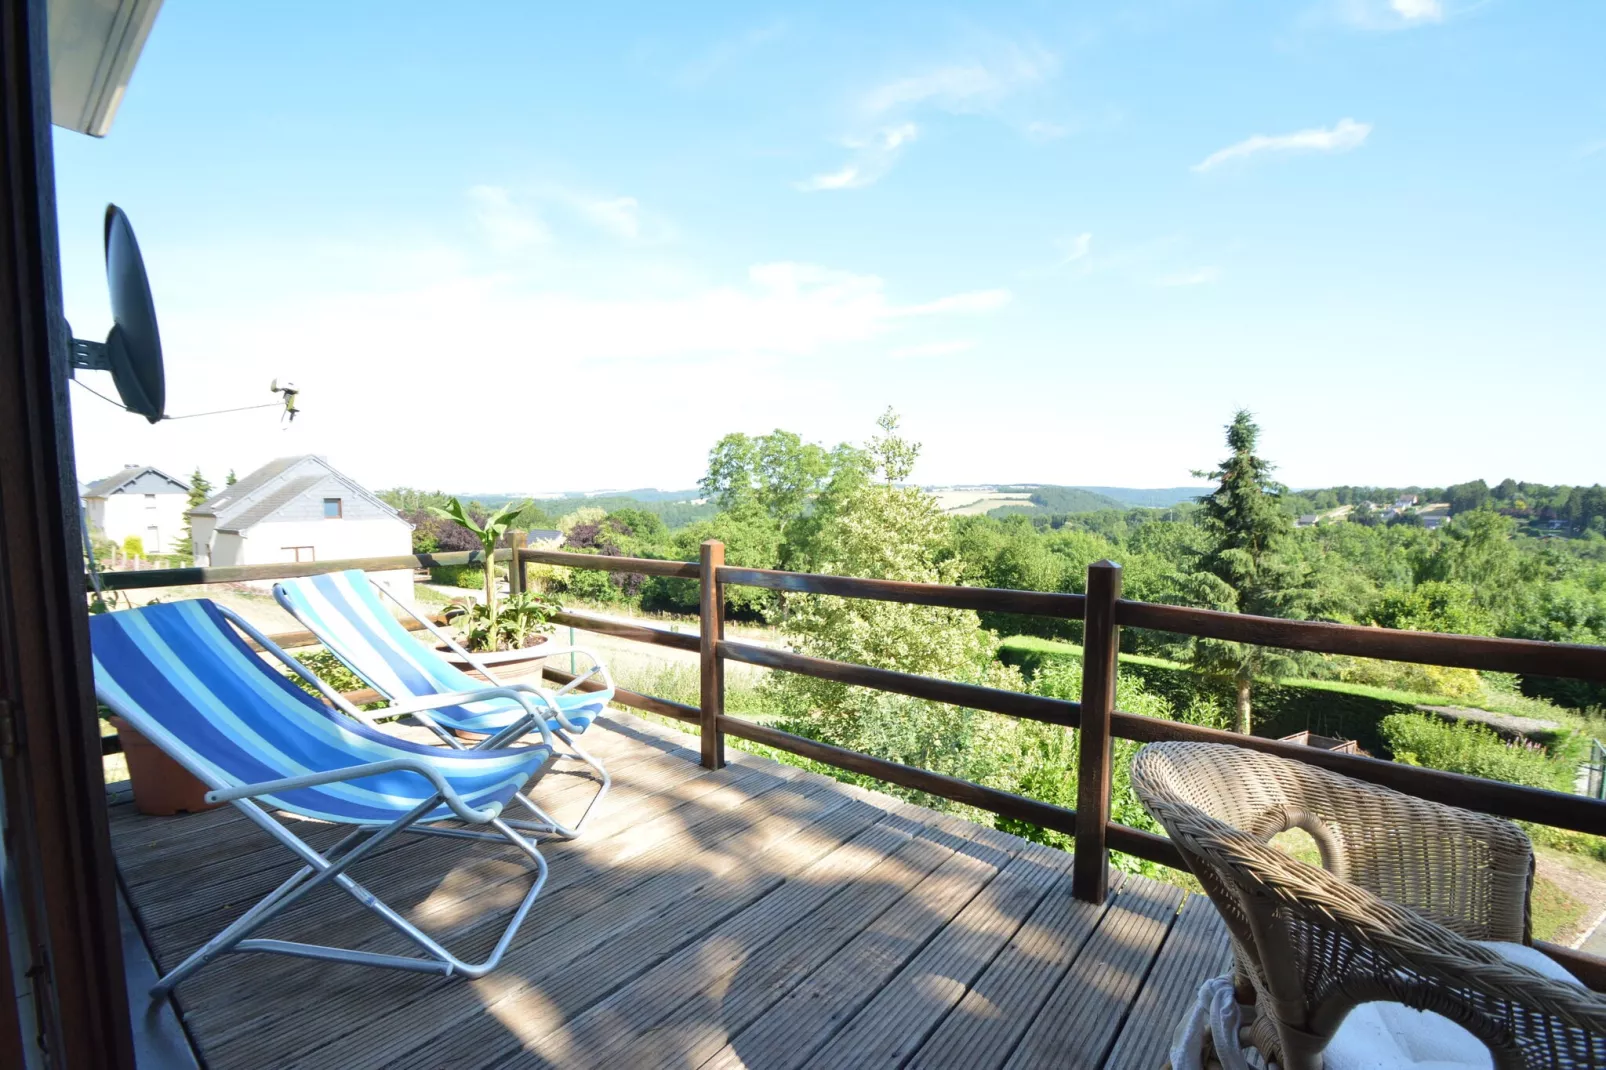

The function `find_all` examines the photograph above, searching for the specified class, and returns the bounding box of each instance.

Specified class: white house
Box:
[188,456,414,598]
[81,465,189,554]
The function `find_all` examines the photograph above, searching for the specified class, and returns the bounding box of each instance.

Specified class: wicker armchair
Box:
[1130,741,1606,1070]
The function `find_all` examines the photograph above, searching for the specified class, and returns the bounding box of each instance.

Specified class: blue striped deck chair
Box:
[273,570,614,838]
[91,598,558,999]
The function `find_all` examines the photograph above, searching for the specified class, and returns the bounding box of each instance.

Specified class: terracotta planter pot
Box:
[110,715,221,816]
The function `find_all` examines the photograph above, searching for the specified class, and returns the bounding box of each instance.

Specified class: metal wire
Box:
[69,376,284,420]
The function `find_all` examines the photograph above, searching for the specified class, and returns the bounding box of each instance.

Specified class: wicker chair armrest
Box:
[1213,825,1606,1056]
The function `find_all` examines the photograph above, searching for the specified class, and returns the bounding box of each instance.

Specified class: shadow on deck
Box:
[110,712,1230,1069]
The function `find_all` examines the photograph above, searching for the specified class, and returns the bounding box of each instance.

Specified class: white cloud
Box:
[890,340,975,359]
[1320,0,1456,31]
[799,165,864,192]
[573,195,641,239]
[1058,233,1092,265]
[894,288,1012,316]
[860,43,1057,117]
[84,246,1016,490]
[1024,120,1070,142]
[1192,118,1372,172]
[467,185,549,250]
[274,259,1011,368]
[470,186,668,243]
[1390,0,1443,20]
[798,123,920,192]
[799,39,1058,192]
[1157,267,1221,287]
[676,20,788,85]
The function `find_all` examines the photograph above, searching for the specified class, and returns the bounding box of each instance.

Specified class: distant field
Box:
[931,491,1035,515]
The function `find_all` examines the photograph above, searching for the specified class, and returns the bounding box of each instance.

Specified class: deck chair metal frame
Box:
[93,601,560,999]
[273,570,616,838]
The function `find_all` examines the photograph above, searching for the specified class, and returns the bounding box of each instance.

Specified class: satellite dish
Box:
[68,205,165,423]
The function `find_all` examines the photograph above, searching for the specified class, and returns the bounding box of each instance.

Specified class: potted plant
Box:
[439,590,562,684]
[427,497,560,683]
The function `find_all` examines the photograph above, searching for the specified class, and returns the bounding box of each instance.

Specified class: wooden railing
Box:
[94,536,1606,984]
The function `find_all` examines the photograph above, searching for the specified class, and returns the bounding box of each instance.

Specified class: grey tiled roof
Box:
[191,455,311,517]
[82,465,187,497]
[215,476,323,533]
[188,455,408,533]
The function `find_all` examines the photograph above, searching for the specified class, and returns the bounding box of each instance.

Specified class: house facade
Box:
[80,465,189,554]
[188,456,414,597]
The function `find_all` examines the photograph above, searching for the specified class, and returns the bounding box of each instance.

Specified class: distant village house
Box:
[81,465,189,555]
[187,456,413,597]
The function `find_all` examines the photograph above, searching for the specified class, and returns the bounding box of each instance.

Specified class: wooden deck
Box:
[110,712,1231,1069]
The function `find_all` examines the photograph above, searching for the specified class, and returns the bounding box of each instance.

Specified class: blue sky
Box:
[54,0,1606,494]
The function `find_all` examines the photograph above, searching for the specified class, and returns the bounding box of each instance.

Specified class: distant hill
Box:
[987,485,1206,514]
[569,488,702,503]
[994,486,1128,514]
[1070,486,1209,508]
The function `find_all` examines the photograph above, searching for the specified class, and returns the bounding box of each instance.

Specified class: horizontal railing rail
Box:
[94,549,503,591]
[716,713,1079,837]
[717,565,1088,618]
[549,609,701,653]
[1118,599,1606,681]
[523,548,701,578]
[93,537,1606,982]
[719,639,1081,729]
[1109,709,1606,836]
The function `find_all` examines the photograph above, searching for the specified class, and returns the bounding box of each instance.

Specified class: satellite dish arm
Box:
[68,333,111,372]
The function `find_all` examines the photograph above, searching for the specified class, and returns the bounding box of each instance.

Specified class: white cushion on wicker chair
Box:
[1175,943,1583,1070]
[1325,942,1583,1070]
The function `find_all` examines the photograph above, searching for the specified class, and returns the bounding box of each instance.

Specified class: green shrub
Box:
[997,661,1229,878]
[560,564,622,604]
[1379,713,1574,792]
[288,650,368,697]
[429,564,485,589]
[1000,636,1443,755]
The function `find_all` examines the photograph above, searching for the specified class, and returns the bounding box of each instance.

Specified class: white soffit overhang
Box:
[49,0,163,138]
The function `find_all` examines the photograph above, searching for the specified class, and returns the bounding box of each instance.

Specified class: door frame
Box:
[0,0,137,1065]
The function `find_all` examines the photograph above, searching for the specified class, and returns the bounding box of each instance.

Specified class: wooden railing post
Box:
[506,529,526,596]
[1074,559,1122,903]
[699,540,727,769]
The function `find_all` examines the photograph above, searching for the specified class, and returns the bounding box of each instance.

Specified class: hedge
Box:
[998,636,1439,756]
[428,564,486,589]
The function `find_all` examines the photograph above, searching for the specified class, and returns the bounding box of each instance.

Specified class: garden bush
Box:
[428,564,485,589]
[1379,712,1575,792]
[996,660,1229,877]
[999,636,1423,755]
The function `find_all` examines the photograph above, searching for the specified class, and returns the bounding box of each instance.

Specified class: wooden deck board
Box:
[698,817,1023,1070]
[1103,892,1235,1070]
[907,870,1128,1070]
[195,757,815,1065]
[1003,873,1185,1070]
[808,844,1074,1070]
[109,712,1229,1069]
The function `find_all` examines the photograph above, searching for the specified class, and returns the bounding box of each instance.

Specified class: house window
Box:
[144,493,156,509]
[282,546,316,562]
[323,497,343,518]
